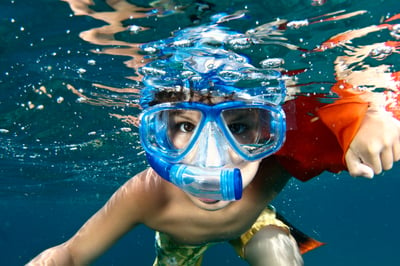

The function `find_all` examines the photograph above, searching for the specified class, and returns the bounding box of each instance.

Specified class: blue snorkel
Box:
[146,154,243,200]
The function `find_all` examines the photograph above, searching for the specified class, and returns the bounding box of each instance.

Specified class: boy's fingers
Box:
[393,120,400,161]
[361,145,383,175]
[345,150,374,178]
[394,139,400,162]
[381,148,394,171]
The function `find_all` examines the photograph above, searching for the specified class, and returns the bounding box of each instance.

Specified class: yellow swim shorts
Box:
[153,205,289,266]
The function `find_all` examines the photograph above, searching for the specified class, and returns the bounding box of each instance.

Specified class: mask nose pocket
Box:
[190,121,230,167]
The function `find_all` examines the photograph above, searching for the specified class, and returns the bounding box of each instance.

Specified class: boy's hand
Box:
[345,109,400,178]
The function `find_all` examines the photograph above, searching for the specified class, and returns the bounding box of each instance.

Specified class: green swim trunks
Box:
[153,206,289,266]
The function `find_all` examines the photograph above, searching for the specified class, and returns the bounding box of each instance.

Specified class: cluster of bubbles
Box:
[140,12,286,68]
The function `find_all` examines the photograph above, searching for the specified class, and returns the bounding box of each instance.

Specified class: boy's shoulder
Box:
[122,168,190,211]
[124,168,170,199]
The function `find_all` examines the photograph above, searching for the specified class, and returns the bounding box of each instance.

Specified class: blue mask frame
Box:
[138,100,286,201]
[140,100,286,163]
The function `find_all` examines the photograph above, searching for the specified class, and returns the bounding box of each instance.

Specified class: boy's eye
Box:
[228,123,248,135]
[178,122,196,133]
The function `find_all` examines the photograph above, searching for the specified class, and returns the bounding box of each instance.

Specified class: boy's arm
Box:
[318,82,400,178]
[275,89,400,181]
[27,169,160,265]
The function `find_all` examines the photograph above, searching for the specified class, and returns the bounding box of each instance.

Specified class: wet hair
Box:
[148,86,237,106]
[139,24,286,109]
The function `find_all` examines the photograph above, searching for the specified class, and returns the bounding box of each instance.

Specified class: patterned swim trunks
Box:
[153,206,289,266]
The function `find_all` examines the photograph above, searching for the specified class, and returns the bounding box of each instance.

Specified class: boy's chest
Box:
[153,196,267,245]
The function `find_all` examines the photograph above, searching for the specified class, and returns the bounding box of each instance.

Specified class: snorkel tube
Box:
[146,154,243,201]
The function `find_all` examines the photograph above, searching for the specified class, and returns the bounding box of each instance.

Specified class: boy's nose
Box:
[197,122,229,167]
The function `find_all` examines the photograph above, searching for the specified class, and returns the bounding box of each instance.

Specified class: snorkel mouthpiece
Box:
[170,165,242,201]
[146,154,243,201]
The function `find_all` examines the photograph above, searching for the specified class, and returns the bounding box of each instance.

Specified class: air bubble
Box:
[390,24,400,39]
[180,71,194,78]
[56,97,64,104]
[77,68,87,74]
[172,39,193,47]
[140,66,166,76]
[287,19,309,29]
[260,58,285,68]
[369,45,393,60]
[127,25,141,34]
[227,37,251,49]
[219,70,242,81]
[143,46,158,54]
[206,63,214,69]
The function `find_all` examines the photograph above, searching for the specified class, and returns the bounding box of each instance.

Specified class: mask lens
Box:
[141,107,203,161]
[221,106,284,159]
[141,102,285,163]
[166,109,202,150]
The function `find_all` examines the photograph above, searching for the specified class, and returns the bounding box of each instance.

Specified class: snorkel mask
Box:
[139,27,286,201]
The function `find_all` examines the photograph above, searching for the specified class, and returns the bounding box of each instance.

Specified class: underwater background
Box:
[1,0,400,265]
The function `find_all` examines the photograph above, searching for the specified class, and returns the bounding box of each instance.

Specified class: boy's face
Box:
[165,102,265,210]
[140,95,285,203]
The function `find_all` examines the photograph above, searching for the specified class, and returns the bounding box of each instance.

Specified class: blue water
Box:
[1,0,400,265]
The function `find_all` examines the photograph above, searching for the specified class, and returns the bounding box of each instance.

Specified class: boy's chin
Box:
[188,195,233,211]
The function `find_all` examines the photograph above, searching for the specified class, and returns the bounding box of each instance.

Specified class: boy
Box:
[27,44,400,265]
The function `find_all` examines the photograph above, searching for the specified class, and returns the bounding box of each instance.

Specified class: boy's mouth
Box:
[199,198,220,204]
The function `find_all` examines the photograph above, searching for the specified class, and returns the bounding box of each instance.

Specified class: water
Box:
[1,0,400,265]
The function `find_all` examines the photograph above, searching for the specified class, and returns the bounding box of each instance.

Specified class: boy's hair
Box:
[138,23,286,109]
[148,85,237,106]
[139,48,285,108]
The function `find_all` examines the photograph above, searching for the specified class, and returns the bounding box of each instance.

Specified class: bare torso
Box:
[136,156,291,245]
[26,157,292,265]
